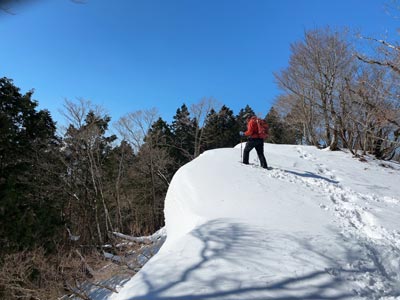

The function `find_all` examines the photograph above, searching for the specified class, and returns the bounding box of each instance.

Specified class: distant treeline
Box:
[1,26,399,299]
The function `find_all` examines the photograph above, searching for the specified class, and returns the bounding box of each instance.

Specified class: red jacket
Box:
[244,116,262,139]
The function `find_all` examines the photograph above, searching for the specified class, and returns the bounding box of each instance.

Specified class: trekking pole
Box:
[240,136,243,163]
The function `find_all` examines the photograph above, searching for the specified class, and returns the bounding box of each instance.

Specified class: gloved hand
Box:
[239,131,245,137]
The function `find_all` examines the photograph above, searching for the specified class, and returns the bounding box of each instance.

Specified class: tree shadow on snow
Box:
[282,169,339,184]
[126,220,399,300]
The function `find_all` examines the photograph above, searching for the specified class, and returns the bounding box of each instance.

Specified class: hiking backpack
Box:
[256,118,269,139]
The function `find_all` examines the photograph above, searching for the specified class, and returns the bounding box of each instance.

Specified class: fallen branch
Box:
[112,232,152,244]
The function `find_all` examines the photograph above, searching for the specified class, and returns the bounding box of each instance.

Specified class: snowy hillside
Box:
[110,144,400,300]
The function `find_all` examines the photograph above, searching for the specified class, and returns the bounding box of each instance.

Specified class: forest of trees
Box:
[0,77,298,299]
[1,22,400,300]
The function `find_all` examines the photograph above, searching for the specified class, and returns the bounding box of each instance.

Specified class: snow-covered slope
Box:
[110,144,400,300]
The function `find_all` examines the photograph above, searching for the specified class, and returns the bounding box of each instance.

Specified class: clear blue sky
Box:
[1,0,398,127]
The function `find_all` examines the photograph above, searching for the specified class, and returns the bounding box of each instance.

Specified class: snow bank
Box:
[110,144,400,300]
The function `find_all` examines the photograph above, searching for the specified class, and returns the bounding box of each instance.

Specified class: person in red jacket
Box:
[240,114,268,169]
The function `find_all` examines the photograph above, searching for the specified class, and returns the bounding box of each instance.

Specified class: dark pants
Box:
[243,138,268,168]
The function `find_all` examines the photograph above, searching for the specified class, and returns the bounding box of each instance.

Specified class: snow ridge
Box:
[110,144,400,300]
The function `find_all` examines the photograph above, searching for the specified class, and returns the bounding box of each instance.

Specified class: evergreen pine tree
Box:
[147,117,179,174]
[148,117,174,148]
[170,104,196,164]
[265,107,284,143]
[203,105,238,149]
[0,77,63,253]
[265,107,299,144]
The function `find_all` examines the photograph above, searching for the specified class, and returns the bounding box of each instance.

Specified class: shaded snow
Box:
[109,144,400,300]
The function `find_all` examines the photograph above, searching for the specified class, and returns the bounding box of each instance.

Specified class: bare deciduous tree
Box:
[275,28,357,150]
[190,97,221,157]
[115,108,172,233]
